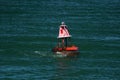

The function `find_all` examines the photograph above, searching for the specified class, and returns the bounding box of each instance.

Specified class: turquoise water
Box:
[0,0,120,80]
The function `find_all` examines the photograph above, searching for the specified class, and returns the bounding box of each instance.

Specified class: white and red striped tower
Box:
[58,22,71,47]
[58,22,71,38]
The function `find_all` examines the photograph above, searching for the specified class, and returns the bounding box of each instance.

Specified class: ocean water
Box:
[0,0,120,80]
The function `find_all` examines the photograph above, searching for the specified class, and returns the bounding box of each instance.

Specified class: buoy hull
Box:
[52,46,79,57]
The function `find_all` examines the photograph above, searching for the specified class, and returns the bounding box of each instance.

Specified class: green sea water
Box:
[0,0,120,80]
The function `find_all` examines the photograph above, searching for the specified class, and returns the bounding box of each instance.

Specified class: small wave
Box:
[34,51,68,58]
[53,54,67,58]
[76,36,120,41]
[34,51,49,57]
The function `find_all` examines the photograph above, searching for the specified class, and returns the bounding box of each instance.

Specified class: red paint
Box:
[60,29,63,34]
[65,46,78,51]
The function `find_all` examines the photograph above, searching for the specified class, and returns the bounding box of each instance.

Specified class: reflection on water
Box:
[52,58,79,80]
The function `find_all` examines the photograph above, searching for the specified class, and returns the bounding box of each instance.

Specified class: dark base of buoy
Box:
[53,51,79,57]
